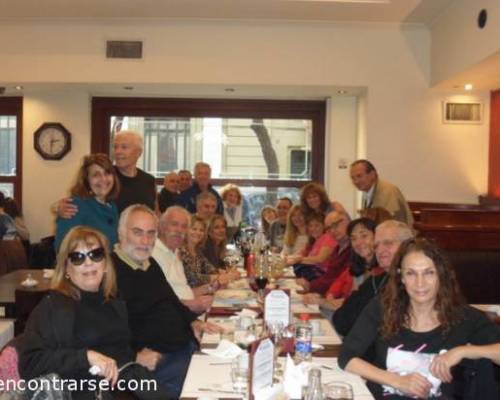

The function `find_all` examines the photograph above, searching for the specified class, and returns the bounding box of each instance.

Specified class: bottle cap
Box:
[299,313,310,321]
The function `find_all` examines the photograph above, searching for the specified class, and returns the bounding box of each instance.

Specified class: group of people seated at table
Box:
[0,129,499,400]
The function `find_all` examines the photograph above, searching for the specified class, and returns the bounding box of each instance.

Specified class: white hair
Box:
[159,206,191,231]
[118,204,158,239]
[376,219,414,242]
[115,130,144,151]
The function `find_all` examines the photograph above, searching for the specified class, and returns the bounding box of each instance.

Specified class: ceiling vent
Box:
[442,101,483,124]
[106,41,143,59]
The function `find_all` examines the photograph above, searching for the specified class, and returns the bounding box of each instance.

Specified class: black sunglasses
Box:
[68,247,106,266]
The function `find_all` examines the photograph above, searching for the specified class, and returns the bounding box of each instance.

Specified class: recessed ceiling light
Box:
[337,90,347,95]
[224,88,235,93]
[15,86,23,91]
[123,86,134,91]
[464,84,473,91]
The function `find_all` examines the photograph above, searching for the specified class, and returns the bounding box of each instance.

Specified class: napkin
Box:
[283,354,310,399]
[235,308,259,318]
[201,339,244,359]
[21,277,39,287]
[43,269,54,279]
[254,383,284,400]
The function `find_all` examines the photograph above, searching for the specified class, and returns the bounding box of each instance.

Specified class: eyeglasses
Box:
[68,247,105,266]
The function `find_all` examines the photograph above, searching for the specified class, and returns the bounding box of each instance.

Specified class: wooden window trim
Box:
[0,97,23,208]
[91,97,326,186]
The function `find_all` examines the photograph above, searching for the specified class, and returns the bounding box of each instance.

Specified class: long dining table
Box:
[180,268,374,399]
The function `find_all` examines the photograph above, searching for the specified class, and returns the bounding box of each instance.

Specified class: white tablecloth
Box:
[181,354,374,399]
[0,319,14,349]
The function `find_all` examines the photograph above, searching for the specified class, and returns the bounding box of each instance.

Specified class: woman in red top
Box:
[287,212,337,281]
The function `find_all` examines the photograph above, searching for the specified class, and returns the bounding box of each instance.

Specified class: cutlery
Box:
[199,387,241,395]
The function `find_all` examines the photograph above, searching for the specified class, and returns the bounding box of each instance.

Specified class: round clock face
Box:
[34,123,71,160]
[38,128,66,156]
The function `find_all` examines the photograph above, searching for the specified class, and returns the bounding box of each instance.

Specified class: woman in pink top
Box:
[287,212,337,281]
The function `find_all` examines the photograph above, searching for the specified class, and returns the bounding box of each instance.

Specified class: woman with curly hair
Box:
[339,238,500,399]
[300,182,346,217]
[220,183,248,241]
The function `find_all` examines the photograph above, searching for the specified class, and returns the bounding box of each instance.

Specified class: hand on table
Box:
[296,278,310,292]
[303,293,321,305]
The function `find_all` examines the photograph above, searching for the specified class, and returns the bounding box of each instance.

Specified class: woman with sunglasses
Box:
[339,238,500,399]
[55,154,120,251]
[17,226,171,399]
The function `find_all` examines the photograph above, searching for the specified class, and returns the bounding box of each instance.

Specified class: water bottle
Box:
[304,368,324,400]
[295,313,313,363]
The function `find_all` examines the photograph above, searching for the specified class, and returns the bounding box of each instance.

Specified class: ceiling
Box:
[0,0,453,25]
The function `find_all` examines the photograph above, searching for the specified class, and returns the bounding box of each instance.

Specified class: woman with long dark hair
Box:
[339,238,500,399]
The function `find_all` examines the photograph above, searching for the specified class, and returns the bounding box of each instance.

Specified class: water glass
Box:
[231,353,249,393]
[324,382,354,400]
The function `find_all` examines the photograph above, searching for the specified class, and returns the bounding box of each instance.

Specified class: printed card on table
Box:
[248,336,275,400]
[264,289,290,327]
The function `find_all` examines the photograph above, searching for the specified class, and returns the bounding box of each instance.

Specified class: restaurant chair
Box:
[14,288,49,336]
[0,239,28,276]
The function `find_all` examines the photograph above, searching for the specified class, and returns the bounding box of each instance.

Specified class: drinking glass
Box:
[324,382,354,400]
[231,353,249,393]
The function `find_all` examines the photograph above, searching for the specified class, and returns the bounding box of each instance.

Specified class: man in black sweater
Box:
[332,219,414,336]
[112,204,221,397]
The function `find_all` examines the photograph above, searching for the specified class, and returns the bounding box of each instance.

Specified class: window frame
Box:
[91,97,326,188]
[0,96,23,207]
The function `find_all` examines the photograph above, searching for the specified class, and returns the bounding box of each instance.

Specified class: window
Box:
[92,98,325,224]
[0,97,22,205]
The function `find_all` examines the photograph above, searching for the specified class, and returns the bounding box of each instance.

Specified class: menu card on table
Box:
[248,337,275,400]
[264,289,291,327]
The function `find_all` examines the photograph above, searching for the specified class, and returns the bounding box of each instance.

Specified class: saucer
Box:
[21,279,39,288]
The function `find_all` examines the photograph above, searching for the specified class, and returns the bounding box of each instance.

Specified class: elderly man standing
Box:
[158,171,181,213]
[57,131,157,217]
[350,159,413,226]
[179,162,223,215]
[152,206,213,314]
[332,219,414,336]
[112,204,220,397]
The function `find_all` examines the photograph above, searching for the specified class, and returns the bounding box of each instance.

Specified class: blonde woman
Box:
[220,183,248,240]
[179,215,221,288]
[282,205,308,257]
[17,226,169,399]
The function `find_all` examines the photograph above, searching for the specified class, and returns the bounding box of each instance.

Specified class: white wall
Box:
[0,20,489,240]
[431,0,500,85]
[23,89,91,241]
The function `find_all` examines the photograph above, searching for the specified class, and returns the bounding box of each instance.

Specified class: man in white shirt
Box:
[152,206,213,314]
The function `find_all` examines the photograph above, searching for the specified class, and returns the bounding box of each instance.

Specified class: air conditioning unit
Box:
[442,101,483,124]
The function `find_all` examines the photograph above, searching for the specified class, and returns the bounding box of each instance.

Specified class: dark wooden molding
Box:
[91,96,326,186]
[0,97,23,209]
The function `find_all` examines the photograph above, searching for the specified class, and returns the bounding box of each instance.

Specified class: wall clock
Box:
[34,122,72,160]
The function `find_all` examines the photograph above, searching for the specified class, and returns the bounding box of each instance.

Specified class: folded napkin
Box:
[234,308,259,318]
[201,339,244,359]
[254,383,284,400]
[283,354,310,399]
